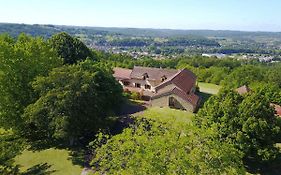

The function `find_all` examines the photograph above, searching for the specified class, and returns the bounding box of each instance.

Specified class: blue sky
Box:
[0,0,281,31]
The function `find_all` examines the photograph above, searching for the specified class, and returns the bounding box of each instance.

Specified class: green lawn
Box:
[137,107,194,125]
[15,148,83,175]
[198,82,221,95]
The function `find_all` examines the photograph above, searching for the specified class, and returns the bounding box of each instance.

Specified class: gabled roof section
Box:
[113,67,132,80]
[236,85,251,95]
[151,86,200,109]
[130,66,178,81]
[155,69,197,93]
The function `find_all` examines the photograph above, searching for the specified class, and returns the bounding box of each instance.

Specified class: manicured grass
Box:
[15,148,83,175]
[138,107,194,125]
[198,82,221,95]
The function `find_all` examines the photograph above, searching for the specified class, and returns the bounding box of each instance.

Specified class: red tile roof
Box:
[130,66,178,81]
[113,67,132,80]
[155,69,197,94]
[236,85,251,95]
[172,87,200,107]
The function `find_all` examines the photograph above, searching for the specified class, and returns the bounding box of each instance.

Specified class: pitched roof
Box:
[130,66,178,81]
[236,85,251,95]
[155,69,197,93]
[113,67,132,80]
[151,86,200,109]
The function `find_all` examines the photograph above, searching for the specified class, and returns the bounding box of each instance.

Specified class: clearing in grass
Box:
[198,82,221,95]
[137,107,194,126]
[14,148,83,175]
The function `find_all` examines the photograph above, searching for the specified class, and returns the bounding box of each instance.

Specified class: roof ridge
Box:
[133,65,178,71]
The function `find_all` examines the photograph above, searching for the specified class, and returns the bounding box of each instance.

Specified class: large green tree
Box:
[221,65,265,88]
[49,32,94,64]
[196,89,281,170]
[0,33,62,131]
[90,118,245,175]
[23,60,123,144]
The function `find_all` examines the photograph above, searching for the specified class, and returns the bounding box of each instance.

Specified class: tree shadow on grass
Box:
[27,139,61,151]
[22,163,55,175]
[117,100,147,116]
[197,91,213,108]
[245,156,281,175]
[68,147,88,167]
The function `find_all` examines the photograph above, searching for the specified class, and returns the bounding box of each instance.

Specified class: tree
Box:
[23,60,123,145]
[0,33,63,131]
[221,65,265,88]
[196,89,281,170]
[250,83,281,105]
[90,118,245,175]
[49,32,94,64]
[265,65,281,88]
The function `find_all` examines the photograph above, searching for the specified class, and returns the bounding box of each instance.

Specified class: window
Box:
[142,73,149,80]
[135,83,141,88]
[161,75,167,82]
[123,81,130,86]
[145,84,151,90]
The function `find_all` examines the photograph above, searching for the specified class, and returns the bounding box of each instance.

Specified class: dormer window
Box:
[142,73,149,80]
[161,75,167,82]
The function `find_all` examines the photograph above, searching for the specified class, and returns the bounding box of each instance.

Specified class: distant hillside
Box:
[1,23,281,39]
[0,23,109,38]
[2,23,281,56]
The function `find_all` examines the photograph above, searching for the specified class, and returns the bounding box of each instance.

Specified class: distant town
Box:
[1,23,281,62]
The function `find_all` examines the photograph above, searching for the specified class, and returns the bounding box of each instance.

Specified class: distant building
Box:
[202,53,227,59]
[235,85,251,95]
[113,66,200,112]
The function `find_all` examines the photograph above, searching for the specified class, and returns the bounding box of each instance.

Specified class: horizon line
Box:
[1,21,281,33]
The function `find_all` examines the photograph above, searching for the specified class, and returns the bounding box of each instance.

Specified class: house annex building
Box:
[113,66,200,112]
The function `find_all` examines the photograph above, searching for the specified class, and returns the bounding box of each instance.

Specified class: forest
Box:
[0,32,281,175]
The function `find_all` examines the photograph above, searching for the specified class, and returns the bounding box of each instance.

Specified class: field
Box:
[137,107,194,125]
[197,82,221,105]
[14,148,83,175]
[198,82,221,95]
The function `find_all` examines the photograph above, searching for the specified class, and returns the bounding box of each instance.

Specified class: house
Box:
[113,66,200,112]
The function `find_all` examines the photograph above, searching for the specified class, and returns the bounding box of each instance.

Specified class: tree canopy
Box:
[0,33,63,131]
[90,118,245,175]
[49,32,94,64]
[196,89,281,170]
[23,60,123,144]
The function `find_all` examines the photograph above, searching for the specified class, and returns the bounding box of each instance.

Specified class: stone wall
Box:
[170,95,194,112]
[151,94,195,112]
[151,95,169,108]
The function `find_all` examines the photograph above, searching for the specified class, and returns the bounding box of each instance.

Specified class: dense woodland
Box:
[0,32,281,174]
